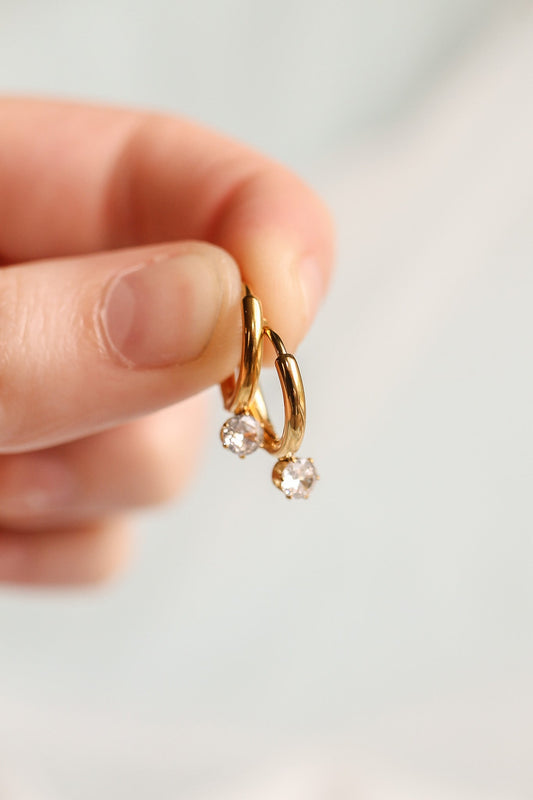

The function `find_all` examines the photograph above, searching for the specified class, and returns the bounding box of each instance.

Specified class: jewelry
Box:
[220,286,319,499]
[220,286,265,458]
[220,286,263,414]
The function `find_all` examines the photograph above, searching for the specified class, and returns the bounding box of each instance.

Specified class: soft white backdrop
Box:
[0,1,531,798]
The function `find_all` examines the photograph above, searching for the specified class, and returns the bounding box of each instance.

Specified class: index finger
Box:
[0,97,334,349]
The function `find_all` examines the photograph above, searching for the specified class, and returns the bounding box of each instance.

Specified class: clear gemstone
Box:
[220,413,263,457]
[278,458,318,499]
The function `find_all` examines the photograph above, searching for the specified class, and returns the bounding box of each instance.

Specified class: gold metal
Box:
[219,286,316,497]
[272,458,290,492]
[249,326,306,459]
[220,286,264,413]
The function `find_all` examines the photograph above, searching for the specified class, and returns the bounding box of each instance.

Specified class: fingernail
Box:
[101,254,222,368]
[0,456,77,517]
[299,255,326,321]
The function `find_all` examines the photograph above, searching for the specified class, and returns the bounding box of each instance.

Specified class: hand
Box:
[0,98,334,586]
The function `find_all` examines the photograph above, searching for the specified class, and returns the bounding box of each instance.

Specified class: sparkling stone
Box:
[220,413,263,457]
[275,457,318,499]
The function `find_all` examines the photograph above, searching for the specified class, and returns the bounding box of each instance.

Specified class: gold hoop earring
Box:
[219,286,265,458]
[248,327,305,458]
[220,286,263,413]
[220,286,319,499]
[249,327,318,499]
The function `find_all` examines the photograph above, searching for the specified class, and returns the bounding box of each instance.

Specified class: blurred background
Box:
[0,0,532,797]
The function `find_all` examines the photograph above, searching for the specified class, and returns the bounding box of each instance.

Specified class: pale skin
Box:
[0,98,334,586]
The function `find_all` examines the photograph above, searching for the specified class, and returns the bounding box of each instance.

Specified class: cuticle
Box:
[93,255,173,370]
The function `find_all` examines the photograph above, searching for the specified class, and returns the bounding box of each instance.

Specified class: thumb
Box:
[0,242,242,453]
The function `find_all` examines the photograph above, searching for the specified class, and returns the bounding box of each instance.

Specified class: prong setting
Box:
[220,412,264,458]
[272,457,319,499]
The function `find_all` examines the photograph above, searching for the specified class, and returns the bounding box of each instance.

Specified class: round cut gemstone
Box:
[274,457,318,499]
[220,413,263,457]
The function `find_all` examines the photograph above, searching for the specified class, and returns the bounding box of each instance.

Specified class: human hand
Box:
[0,98,334,586]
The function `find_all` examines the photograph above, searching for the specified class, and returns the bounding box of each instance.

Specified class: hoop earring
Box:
[248,327,305,458]
[220,286,319,499]
[220,285,263,414]
[219,286,265,458]
[250,326,318,499]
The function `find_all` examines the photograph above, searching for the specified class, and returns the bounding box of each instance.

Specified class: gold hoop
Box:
[220,285,263,413]
[219,287,318,499]
[249,327,306,459]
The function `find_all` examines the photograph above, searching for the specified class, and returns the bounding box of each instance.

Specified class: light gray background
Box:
[0,1,532,798]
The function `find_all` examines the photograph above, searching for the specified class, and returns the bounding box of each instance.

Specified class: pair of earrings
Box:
[219,286,318,499]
